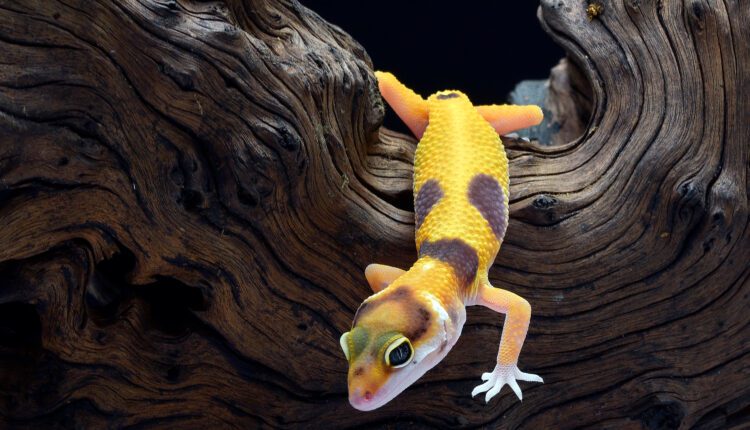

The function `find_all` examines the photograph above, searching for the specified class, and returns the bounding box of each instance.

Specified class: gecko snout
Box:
[349,386,377,410]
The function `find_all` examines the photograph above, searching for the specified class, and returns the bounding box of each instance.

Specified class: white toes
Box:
[484,383,502,403]
[471,379,494,397]
[471,364,543,404]
[515,368,544,383]
[508,377,522,401]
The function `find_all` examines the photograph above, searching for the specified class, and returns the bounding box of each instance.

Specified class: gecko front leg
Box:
[471,281,543,402]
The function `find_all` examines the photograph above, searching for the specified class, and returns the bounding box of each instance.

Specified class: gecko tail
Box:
[475,104,544,136]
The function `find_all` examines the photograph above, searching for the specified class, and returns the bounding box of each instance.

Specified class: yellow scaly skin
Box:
[414,91,508,298]
[339,72,544,411]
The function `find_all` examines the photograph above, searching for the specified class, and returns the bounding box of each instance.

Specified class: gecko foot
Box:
[471,364,543,403]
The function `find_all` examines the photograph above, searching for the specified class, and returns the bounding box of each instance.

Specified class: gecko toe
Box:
[471,379,494,397]
[484,384,502,403]
[508,378,522,401]
[473,364,542,404]
[515,368,543,383]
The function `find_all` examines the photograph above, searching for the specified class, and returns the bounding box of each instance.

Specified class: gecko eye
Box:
[385,338,413,368]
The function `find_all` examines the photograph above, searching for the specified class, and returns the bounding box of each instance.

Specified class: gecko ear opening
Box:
[340,331,351,361]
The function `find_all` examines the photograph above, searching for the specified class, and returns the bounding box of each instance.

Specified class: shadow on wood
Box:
[0,0,748,428]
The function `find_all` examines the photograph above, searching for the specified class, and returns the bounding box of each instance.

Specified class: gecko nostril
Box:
[364,391,373,401]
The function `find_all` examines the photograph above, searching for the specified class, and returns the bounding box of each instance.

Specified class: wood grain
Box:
[0,0,748,428]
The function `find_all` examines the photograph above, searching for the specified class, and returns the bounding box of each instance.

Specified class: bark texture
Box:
[0,0,748,428]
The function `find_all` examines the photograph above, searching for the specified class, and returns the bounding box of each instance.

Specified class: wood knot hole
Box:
[533,194,558,209]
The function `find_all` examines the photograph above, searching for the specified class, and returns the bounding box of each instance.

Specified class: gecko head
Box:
[339,286,462,411]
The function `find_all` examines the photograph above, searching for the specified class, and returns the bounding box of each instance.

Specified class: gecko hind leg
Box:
[471,281,543,402]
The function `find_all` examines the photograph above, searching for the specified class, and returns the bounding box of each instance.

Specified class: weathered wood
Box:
[0,0,748,428]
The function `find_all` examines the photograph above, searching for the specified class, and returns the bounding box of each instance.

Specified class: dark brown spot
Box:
[436,92,459,100]
[414,179,443,229]
[405,307,431,342]
[352,286,432,343]
[390,288,410,299]
[468,174,507,239]
[354,287,414,325]
[354,367,364,376]
[420,239,478,291]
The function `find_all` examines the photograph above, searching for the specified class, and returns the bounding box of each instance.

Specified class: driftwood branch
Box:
[0,0,748,428]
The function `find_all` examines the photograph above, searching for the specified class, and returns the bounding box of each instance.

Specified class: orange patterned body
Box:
[414,92,509,302]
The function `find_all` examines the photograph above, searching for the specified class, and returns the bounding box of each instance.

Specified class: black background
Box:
[299,1,565,104]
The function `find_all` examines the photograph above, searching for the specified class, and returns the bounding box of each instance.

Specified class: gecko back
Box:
[414,90,511,301]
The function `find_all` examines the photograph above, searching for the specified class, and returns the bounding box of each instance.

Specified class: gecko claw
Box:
[471,364,543,403]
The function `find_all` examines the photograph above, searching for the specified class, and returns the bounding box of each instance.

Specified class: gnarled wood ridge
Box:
[0,1,747,428]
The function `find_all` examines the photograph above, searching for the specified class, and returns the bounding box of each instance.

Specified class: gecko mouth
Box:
[349,337,451,411]
[349,393,380,411]
[349,363,420,411]
[349,386,396,411]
